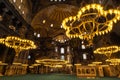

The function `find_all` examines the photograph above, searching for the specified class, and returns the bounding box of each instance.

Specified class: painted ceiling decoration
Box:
[53,34,69,43]
[31,4,79,38]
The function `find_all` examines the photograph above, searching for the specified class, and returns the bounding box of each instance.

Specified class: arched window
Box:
[55,47,58,52]
[67,46,70,52]
[60,47,64,54]
[28,55,31,59]
[61,55,65,60]
[81,45,85,49]
[83,53,87,60]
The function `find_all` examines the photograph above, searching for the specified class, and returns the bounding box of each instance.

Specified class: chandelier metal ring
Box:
[62,4,120,40]
[94,45,119,59]
[0,36,36,56]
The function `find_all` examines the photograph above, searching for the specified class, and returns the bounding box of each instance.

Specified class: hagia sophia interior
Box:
[1,0,120,80]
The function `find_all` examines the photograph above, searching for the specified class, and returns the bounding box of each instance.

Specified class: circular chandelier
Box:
[0,36,36,56]
[106,59,120,65]
[62,4,120,40]
[106,59,120,63]
[4,36,36,50]
[36,59,68,68]
[94,45,119,59]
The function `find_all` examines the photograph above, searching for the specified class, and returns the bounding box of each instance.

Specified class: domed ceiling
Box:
[31,4,79,38]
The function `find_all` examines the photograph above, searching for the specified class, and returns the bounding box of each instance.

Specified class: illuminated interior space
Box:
[0,0,120,80]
